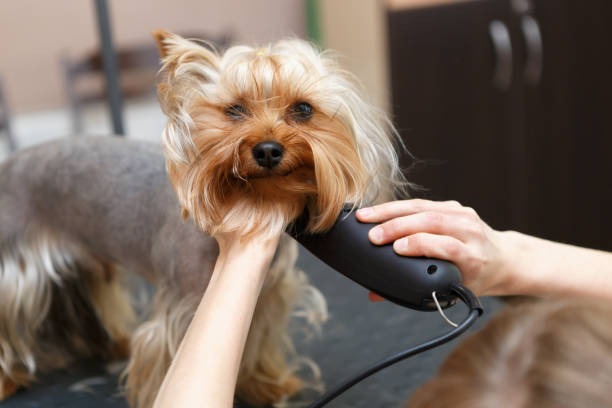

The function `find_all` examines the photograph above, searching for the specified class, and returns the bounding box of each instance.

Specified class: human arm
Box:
[356,199,612,300]
[153,232,280,408]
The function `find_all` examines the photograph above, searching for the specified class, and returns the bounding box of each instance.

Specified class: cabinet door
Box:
[524,0,612,249]
[388,0,524,231]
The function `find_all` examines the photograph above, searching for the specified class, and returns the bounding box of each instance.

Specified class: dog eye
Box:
[291,102,313,121]
[225,104,247,119]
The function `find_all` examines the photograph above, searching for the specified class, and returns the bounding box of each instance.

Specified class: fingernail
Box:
[368,292,385,302]
[394,238,408,252]
[369,226,383,243]
[357,207,372,217]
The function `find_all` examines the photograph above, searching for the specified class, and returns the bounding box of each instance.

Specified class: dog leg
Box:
[0,231,136,400]
[123,286,199,408]
[237,237,327,406]
[124,237,326,408]
[0,232,76,397]
[124,277,303,408]
[0,377,18,400]
[85,261,136,361]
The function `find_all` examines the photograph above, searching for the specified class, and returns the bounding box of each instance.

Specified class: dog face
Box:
[154,31,404,236]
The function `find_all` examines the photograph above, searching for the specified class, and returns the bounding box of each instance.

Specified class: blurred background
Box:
[0,0,307,149]
[1,0,610,251]
[0,0,392,149]
[0,0,610,406]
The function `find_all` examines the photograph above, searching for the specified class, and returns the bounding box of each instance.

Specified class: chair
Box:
[61,32,230,133]
[0,77,16,152]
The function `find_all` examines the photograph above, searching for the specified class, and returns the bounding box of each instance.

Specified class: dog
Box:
[0,31,407,407]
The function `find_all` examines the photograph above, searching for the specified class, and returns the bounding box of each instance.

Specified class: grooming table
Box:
[2,248,500,407]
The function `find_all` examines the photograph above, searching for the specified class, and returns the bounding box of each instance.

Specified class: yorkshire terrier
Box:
[0,31,406,407]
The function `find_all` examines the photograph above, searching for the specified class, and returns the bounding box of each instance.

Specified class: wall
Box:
[0,0,305,113]
[318,0,390,112]
[317,0,474,113]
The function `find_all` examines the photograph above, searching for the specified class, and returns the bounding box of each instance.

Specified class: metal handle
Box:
[521,15,543,86]
[489,20,513,91]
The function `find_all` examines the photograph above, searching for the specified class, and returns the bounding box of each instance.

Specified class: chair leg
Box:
[5,132,16,152]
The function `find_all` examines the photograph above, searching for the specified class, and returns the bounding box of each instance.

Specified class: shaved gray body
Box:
[0,137,218,292]
[0,136,316,406]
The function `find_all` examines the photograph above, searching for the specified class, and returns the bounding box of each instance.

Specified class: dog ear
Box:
[153,29,221,121]
[152,29,179,59]
[152,30,220,79]
[153,30,215,59]
[153,30,223,209]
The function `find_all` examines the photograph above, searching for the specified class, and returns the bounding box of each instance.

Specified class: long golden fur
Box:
[155,30,406,236]
[408,299,612,407]
[0,31,406,407]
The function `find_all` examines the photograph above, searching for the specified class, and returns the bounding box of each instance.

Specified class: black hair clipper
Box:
[288,206,461,311]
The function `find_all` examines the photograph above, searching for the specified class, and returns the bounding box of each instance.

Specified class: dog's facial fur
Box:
[0,33,408,407]
[154,31,406,237]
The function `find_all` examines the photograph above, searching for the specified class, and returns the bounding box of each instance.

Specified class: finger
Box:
[394,233,497,296]
[368,210,477,245]
[368,292,385,302]
[356,199,464,223]
[392,232,467,266]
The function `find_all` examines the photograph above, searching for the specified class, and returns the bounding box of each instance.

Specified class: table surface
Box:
[1,248,501,408]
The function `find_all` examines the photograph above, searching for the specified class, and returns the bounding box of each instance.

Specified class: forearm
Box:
[499,231,612,300]
[357,200,612,300]
[154,238,278,408]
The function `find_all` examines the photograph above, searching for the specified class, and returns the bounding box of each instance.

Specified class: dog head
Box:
[154,31,406,237]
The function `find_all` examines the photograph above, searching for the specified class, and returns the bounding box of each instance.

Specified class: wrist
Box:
[489,230,538,297]
[213,234,280,284]
[218,232,280,253]
[495,230,565,298]
[215,233,277,263]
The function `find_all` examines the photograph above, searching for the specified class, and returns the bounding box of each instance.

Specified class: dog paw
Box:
[110,336,131,360]
[277,374,302,399]
[239,374,302,406]
[0,378,18,400]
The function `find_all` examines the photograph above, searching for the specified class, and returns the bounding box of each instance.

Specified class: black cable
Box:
[307,284,483,408]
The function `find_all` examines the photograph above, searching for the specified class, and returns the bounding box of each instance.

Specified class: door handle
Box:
[521,15,543,86]
[489,20,513,91]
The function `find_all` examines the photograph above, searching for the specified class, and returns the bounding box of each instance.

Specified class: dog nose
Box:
[252,141,284,169]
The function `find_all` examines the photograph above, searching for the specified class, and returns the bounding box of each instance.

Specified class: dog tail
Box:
[0,230,135,395]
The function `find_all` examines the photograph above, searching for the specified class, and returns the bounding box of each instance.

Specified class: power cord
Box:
[307,283,483,408]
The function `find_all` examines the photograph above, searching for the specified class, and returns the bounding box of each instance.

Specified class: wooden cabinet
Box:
[523,1,612,250]
[388,0,612,250]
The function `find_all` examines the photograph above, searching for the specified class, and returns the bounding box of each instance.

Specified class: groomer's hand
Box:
[358,199,612,301]
[356,199,509,297]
